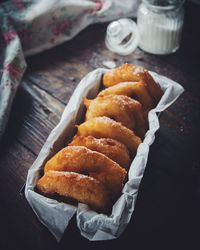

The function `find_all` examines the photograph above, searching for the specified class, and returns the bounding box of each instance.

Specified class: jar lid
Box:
[105,18,140,56]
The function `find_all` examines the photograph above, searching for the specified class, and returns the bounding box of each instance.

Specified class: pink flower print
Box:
[52,20,71,36]
[3,30,17,43]
[52,15,57,21]
[95,0,104,11]
[13,0,25,10]
[50,37,55,44]
[4,63,21,78]
[87,0,104,14]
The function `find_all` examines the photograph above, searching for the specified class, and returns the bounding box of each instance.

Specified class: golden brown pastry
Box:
[84,94,146,138]
[98,81,153,113]
[102,63,163,105]
[69,135,130,169]
[44,146,127,197]
[37,171,111,212]
[36,63,163,213]
[77,116,141,154]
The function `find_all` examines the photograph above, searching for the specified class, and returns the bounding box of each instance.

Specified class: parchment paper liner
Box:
[25,68,184,241]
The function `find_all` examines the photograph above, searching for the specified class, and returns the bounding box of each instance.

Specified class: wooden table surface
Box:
[0,2,200,250]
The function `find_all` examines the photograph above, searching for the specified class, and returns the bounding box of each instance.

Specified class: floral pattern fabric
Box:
[0,0,140,139]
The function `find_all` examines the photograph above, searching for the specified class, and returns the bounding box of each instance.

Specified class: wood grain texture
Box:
[0,2,200,250]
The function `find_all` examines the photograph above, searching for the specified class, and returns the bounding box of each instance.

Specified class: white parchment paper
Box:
[25,68,184,241]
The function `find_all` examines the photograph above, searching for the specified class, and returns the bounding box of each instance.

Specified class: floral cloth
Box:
[0,0,140,139]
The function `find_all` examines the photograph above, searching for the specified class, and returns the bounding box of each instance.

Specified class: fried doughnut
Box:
[37,171,111,212]
[44,146,127,196]
[69,135,130,169]
[103,63,163,105]
[98,81,153,112]
[77,116,141,154]
[84,94,147,138]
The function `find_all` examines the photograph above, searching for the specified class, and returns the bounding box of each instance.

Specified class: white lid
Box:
[105,18,140,56]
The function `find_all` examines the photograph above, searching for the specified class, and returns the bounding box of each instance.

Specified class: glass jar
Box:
[137,0,185,55]
[105,18,140,56]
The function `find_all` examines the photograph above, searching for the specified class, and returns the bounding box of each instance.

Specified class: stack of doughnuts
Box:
[36,63,163,213]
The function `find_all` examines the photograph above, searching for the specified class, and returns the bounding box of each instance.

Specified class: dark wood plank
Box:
[0,80,64,156]
[0,140,45,250]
